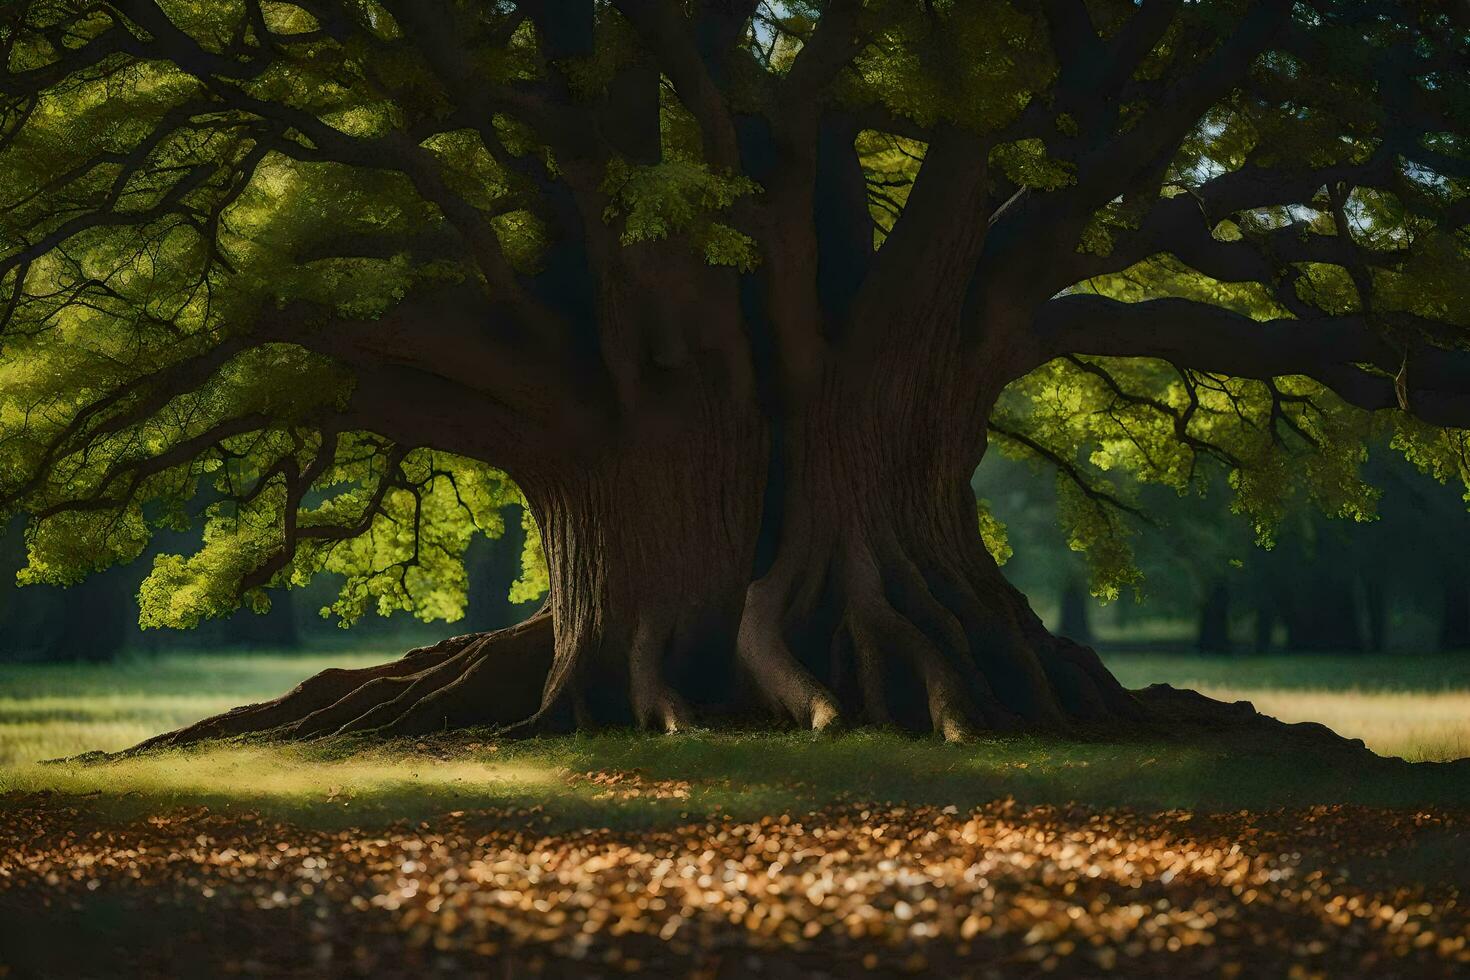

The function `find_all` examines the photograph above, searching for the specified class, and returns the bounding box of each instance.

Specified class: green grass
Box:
[0,649,1467,829]
[3,729,1467,831]
[0,650,386,766]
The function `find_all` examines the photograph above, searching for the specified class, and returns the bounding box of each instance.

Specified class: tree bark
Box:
[138,389,769,748]
[518,399,768,732]
[1058,575,1096,647]
[1195,581,1232,655]
[135,323,1144,748]
[736,355,1139,740]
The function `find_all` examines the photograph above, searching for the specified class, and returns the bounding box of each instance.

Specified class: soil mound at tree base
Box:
[1129,684,1470,774]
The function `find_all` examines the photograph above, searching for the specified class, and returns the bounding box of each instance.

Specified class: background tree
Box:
[2,0,1469,743]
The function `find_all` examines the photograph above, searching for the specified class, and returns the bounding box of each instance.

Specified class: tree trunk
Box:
[1195,581,1231,654]
[139,393,768,749]
[1058,575,1095,646]
[736,363,1139,740]
[135,340,1142,749]
[519,401,767,732]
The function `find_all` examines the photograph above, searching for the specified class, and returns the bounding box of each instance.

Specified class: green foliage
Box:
[845,0,1050,132]
[975,498,1012,566]
[0,1,551,627]
[508,507,549,605]
[601,156,761,268]
[1,0,1468,635]
[991,255,1392,596]
[1390,420,1470,504]
[988,139,1075,192]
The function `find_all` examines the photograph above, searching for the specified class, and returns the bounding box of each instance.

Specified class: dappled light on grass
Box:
[0,696,241,768]
[4,652,1469,768]
[2,716,1467,976]
[4,730,1467,831]
[1,655,1467,975]
[1,744,567,827]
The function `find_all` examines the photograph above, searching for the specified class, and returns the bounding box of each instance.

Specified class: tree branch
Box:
[782,0,865,111]
[611,0,740,168]
[1032,294,1470,427]
[988,420,1151,522]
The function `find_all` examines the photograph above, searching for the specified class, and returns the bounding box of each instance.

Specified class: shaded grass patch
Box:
[3,729,1466,831]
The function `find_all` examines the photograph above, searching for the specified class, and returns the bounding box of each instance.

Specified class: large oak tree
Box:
[2,0,1468,744]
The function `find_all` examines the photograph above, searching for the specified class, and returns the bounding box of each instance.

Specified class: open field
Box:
[1104,652,1470,762]
[0,650,387,767]
[2,649,1467,767]
[2,651,1467,977]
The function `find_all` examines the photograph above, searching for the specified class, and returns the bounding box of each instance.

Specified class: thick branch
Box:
[782,0,865,111]
[612,0,740,168]
[1032,294,1470,427]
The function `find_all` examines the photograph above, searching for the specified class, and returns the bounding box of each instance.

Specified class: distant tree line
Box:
[979,446,1470,656]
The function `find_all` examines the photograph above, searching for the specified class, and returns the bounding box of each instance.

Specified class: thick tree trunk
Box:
[737,368,1139,740]
[519,401,767,732]
[134,340,1141,749]
[1058,575,1095,646]
[1195,581,1232,654]
[139,394,768,749]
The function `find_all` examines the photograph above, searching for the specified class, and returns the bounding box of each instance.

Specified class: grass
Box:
[1101,650,1470,691]
[1102,651,1470,762]
[0,650,386,767]
[0,648,1466,829]
[3,728,1467,831]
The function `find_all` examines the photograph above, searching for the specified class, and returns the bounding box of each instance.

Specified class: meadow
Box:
[2,648,1466,770]
[0,647,1466,830]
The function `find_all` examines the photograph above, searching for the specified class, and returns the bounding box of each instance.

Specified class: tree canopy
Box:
[2,0,1468,633]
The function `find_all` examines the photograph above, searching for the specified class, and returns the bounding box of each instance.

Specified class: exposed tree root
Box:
[122,539,1373,761]
[130,612,553,752]
[119,600,1398,767]
[128,531,1157,753]
[734,520,1145,742]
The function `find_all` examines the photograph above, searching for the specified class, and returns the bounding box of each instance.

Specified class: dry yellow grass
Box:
[1191,687,1470,762]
